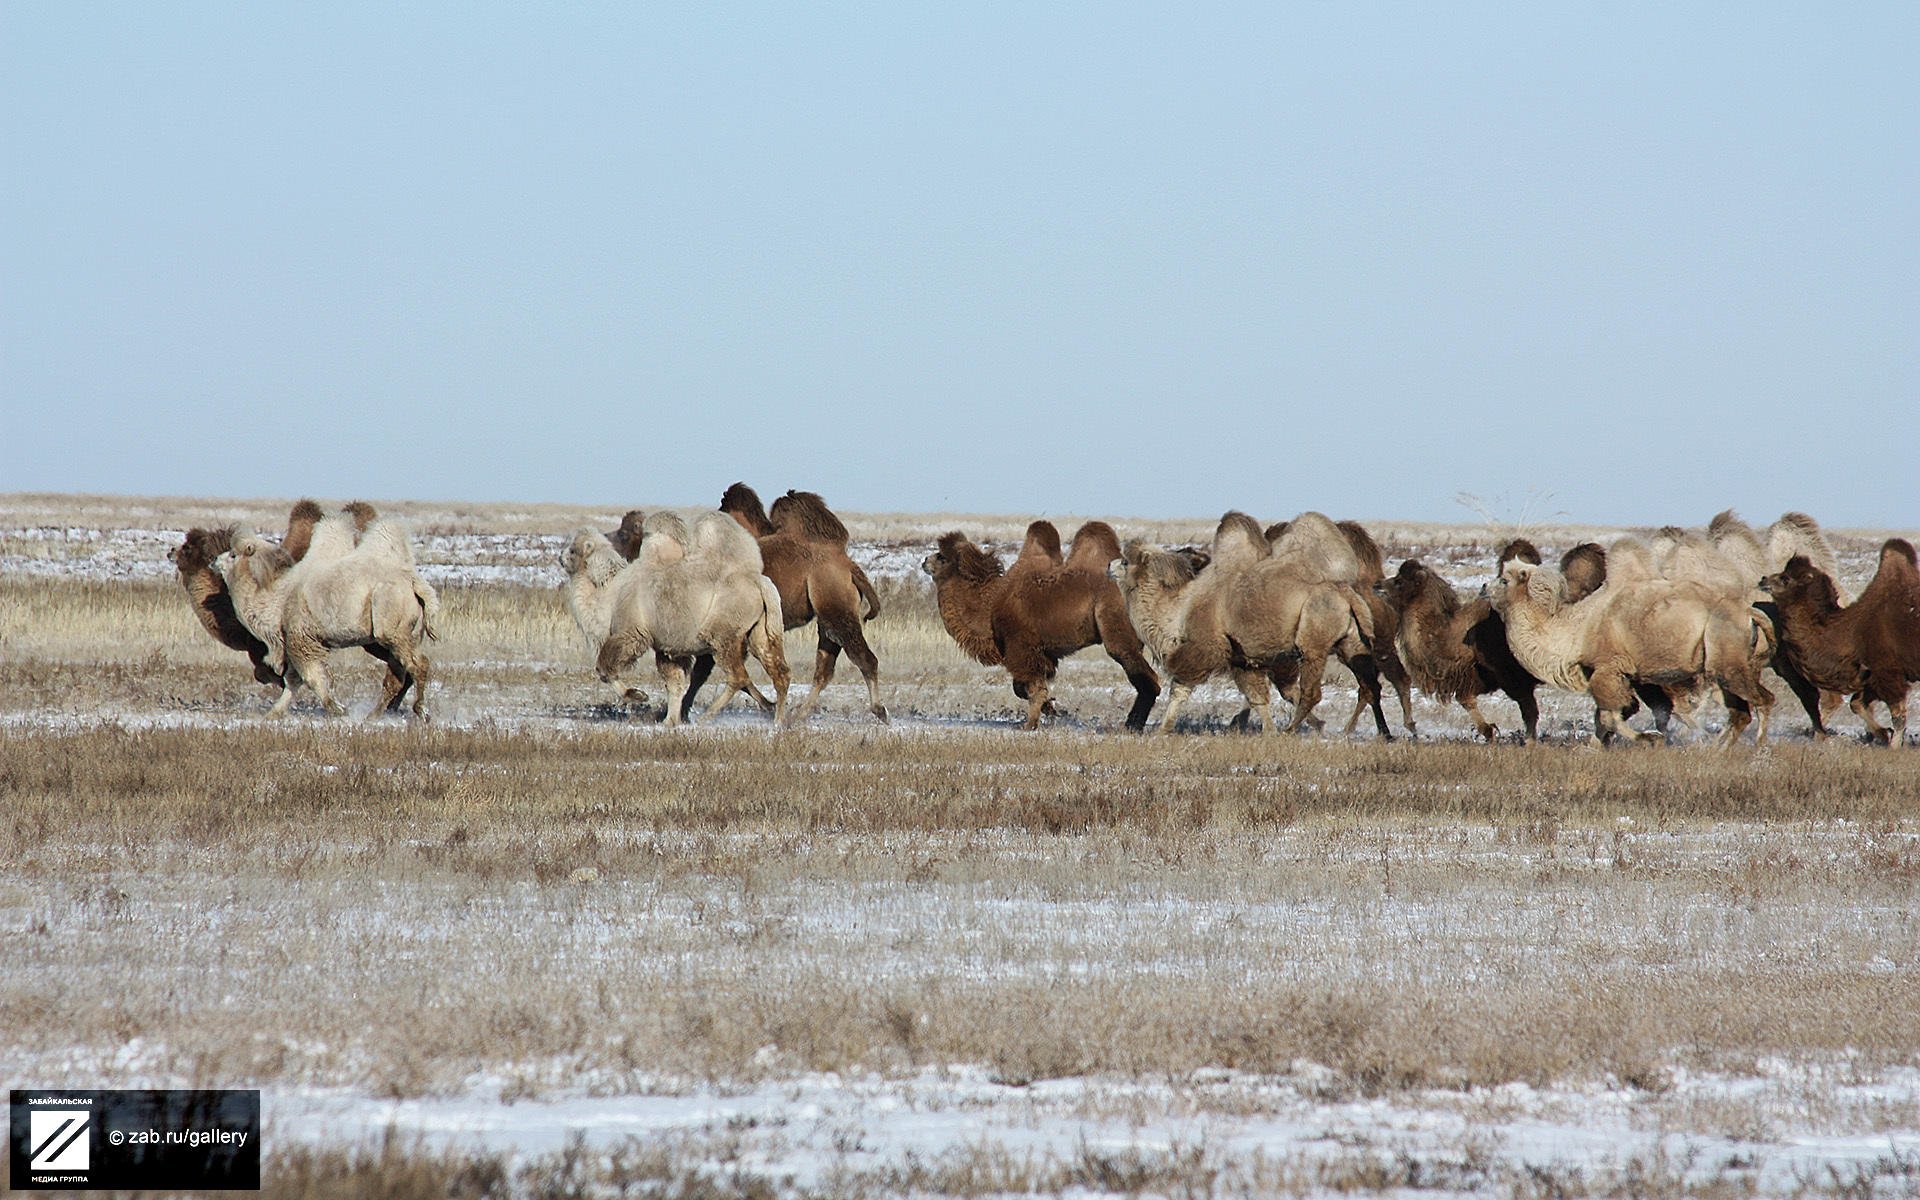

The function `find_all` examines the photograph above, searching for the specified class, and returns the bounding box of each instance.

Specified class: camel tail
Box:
[1749,607,1777,666]
[850,562,882,622]
[755,574,790,675]
[413,578,442,641]
[1345,587,1376,646]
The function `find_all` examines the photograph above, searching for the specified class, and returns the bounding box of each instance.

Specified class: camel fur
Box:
[1762,541,1920,746]
[1115,513,1375,735]
[595,511,790,728]
[220,522,439,720]
[923,523,1159,730]
[719,484,885,724]
[1377,558,1538,742]
[1490,560,1775,747]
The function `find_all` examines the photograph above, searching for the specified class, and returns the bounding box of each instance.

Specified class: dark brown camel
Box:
[1763,541,1920,745]
[720,484,886,723]
[924,522,1160,731]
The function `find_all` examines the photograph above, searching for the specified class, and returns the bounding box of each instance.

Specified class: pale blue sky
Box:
[4,4,1914,525]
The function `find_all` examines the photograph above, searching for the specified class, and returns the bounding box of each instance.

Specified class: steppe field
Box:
[3,492,1919,1199]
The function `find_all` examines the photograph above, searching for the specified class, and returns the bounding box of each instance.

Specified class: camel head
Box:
[1491,560,1563,617]
[609,510,647,562]
[924,532,1001,585]
[171,525,237,576]
[1111,540,1196,602]
[561,528,622,586]
[1761,555,1839,609]
[221,533,293,593]
[1380,558,1440,612]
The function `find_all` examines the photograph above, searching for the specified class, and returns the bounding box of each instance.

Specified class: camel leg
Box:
[1511,683,1541,743]
[680,653,715,721]
[1156,682,1193,734]
[788,640,838,724]
[1019,677,1050,731]
[1381,648,1416,740]
[1589,669,1646,746]
[305,658,345,718]
[698,639,754,723]
[750,621,791,728]
[1460,694,1497,743]
[397,642,431,721]
[365,646,410,718]
[1093,591,1160,732]
[1890,691,1909,748]
[658,654,694,728]
[1342,651,1392,741]
[1848,695,1890,745]
[1285,654,1329,735]
[1718,688,1753,748]
[267,681,295,718]
[842,626,887,724]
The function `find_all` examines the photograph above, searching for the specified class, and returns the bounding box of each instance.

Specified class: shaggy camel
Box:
[1762,542,1920,745]
[1377,558,1539,741]
[595,512,791,727]
[719,484,886,723]
[172,500,414,700]
[221,525,439,719]
[1490,559,1774,747]
[1259,514,1412,738]
[1116,513,1375,735]
[563,526,765,720]
[171,524,284,686]
[923,522,1159,730]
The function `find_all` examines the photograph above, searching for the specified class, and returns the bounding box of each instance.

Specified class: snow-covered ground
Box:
[269,1064,1920,1193]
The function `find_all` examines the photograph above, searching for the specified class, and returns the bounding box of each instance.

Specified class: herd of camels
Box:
[168,486,1920,748]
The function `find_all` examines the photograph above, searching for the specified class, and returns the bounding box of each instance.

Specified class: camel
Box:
[1490,559,1775,747]
[1377,558,1538,742]
[719,484,886,724]
[924,522,1159,730]
[1762,542,1920,745]
[561,525,762,720]
[1115,512,1375,735]
[1260,514,1412,738]
[220,523,439,719]
[595,512,790,727]
[170,524,283,686]
[171,499,412,698]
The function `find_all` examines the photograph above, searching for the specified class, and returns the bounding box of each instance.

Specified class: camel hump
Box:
[1708,508,1750,540]
[1336,520,1385,584]
[1016,520,1064,569]
[1884,538,1919,569]
[1066,521,1123,569]
[771,489,849,545]
[718,483,773,536]
[691,510,764,571]
[1497,538,1542,568]
[1209,511,1270,573]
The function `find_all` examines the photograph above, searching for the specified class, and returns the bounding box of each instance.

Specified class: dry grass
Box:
[5,495,1920,1196]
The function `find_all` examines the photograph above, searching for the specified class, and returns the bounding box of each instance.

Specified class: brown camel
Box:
[1377,558,1537,741]
[924,522,1160,730]
[1762,541,1920,745]
[171,524,284,686]
[720,484,886,723]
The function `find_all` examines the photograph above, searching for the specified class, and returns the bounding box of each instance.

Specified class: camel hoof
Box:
[871,705,890,724]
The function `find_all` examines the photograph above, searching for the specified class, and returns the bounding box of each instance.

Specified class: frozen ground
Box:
[267,1065,1920,1194]
[5,503,1918,1195]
